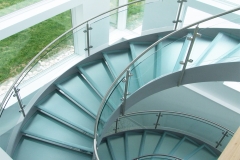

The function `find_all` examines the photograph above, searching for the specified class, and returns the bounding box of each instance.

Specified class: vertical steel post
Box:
[114,118,119,133]
[178,25,201,86]
[216,130,229,148]
[121,69,131,115]
[154,112,161,129]
[13,87,25,117]
[84,23,92,56]
[173,0,187,30]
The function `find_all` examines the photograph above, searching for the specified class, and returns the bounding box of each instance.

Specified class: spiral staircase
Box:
[8,29,239,160]
[1,1,240,160]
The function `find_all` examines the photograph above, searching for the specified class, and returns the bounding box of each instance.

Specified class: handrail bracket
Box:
[120,69,131,115]
[178,25,201,86]
[13,87,26,117]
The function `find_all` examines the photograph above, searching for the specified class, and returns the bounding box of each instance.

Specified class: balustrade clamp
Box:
[177,25,200,86]
[113,118,119,133]
[154,112,162,129]
[173,0,187,30]
[13,87,26,117]
[84,23,93,56]
[120,70,131,115]
[216,130,229,148]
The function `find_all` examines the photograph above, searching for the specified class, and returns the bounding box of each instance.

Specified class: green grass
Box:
[0,0,143,83]
[0,10,72,83]
[0,0,42,17]
[127,0,144,30]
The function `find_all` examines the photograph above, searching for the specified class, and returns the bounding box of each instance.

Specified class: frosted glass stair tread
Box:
[57,74,101,116]
[172,138,198,158]
[13,137,92,160]
[78,60,114,96]
[22,112,93,151]
[103,50,132,77]
[156,134,180,155]
[127,133,142,159]
[157,38,184,76]
[188,147,217,160]
[195,33,239,66]
[217,43,240,63]
[108,136,126,160]
[98,142,112,160]
[37,91,95,134]
[130,42,157,85]
[188,36,212,68]
[142,132,161,156]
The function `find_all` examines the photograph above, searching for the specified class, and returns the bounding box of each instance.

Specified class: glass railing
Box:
[181,0,240,28]
[1,0,180,153]
[134,154,182,160]
[96,35,190,137]
[0,0,239,158]
[105,111,234,152]
[88,0,176,54]
[94,5,240,159]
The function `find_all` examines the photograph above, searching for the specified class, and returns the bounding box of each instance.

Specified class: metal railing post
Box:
[120,69,131,115]
[114,118,119,133]
[84,23,93,56]
[216,130,229,148]
[13,87,26,117]
[178,25,201,86]
[154,112,161,129]
[173,0,187,30]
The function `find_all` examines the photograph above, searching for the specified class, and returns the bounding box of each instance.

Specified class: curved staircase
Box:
[8,29,240,159]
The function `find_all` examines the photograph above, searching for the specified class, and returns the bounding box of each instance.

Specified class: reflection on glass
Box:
[110,0,119,28]
[103,111,234,152]
[0,0,43,17]
[0,10,72,95]
[127,0,145,30]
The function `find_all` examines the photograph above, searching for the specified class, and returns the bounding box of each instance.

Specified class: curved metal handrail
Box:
[94,5,240,159]
[117,110,234,134]
[133,154,183,160]
[0,0,145,116]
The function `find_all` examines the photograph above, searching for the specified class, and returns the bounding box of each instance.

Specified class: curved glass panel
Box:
[182,0,240,28]
[89,0,176,54]
[136,154,182,160]
[0,0,239,158]
[97,34,189,140]
[97,77,124,137]
[105,111,234,152]
[187,11,240,69]
[128,35,188,94]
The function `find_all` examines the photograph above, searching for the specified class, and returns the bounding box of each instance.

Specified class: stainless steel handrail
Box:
[0,0,145,116]
[134,154,183,160]
[117,110,234,134]
[94,6,240,159]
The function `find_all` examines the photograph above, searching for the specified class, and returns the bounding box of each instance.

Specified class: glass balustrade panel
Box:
[89,0,177,55]
[128,35,188,94]
[217,132,234,151]
[187,11,240,69]
[158,113,224,147]
[0,91,22,152]
[97,78,124,137]
[182,0,239,28]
